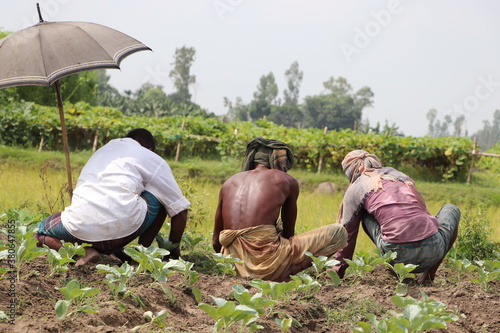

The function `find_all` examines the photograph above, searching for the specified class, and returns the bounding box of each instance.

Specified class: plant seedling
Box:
[212,253,243,278]
[290,273,322,298]
[123,245,174,282]
[132,310,169,332]
[181,232,206,252]
[232,284,276,315]
[54,279,100,319]
[164,257,200,287]
[471,260,500,291]
[447,257,477,280]
[199,296,263,333]
[305,251,340,280]
[96,262,137,300]
[0,224,47,281]
[249,278,301,302]
[384,262,418,296]
[352,291,459,333]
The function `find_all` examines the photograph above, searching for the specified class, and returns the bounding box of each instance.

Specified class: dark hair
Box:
[126,128,157,152]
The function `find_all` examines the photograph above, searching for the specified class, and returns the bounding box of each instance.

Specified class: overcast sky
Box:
[2,0,500,137]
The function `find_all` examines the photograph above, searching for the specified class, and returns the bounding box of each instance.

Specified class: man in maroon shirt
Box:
[334,150,460,284]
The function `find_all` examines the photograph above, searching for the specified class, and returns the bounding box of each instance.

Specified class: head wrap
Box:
[337,150,414,226]
[241,137,295,172]
[341,150,382,183]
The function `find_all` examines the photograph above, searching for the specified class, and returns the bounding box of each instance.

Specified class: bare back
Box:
[212,164,299,252]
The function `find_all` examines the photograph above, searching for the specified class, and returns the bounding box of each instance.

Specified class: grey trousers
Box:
[361,204,460,273]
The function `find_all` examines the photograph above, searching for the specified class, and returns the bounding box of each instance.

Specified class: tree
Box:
[169,46,196,103]
[9,71,100,106]
[426,109,437,136]
[268,104,305,128]
[453,115,466,137]
[426,109,453,137]
[224,97,250,121]
[473,110,500,150]
[303,77,373,130]
[248,72,278,120]
[283,61,303,106]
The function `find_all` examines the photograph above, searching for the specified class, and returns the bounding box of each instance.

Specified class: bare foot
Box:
[75,247,101,266]
[417,270,434,285]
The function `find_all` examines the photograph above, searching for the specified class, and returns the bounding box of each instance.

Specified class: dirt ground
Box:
[0,251,499,333]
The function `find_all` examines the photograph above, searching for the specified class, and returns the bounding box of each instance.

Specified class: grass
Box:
[1,145,499,248]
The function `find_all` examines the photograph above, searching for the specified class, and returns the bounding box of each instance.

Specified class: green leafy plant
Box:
[446,257,477,280]
[132,310,169,332]
[44,241,90,276]
[0,311,7,323]
[164,257,200,287]
[45,248,74,276]
[305,251,340,281]
[455,201,500,261]
[249,278,301,302]
[290,273,322,298]
[352,291,460,333]
[384,262,418,296]
[232,284,276,315]
[181,232,206,252]
[0,224,47,281]
[199,296,263,333]
[344,250,397,284]
[54,279,100,319]
[123,245,174,282]
[275,314,296,333]
[96,262,137,300]
[212,253,243,278]
[470,260,500,291]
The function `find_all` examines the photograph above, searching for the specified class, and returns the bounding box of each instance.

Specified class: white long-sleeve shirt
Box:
[61,138,190,241]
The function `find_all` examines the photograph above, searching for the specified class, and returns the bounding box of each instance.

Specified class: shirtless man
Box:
[213,137,347,281]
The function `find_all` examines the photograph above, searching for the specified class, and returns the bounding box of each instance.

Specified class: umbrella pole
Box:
[55,80,74,198]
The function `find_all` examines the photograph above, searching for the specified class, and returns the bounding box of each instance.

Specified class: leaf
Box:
[327,270,341,286]
[395,283,408,297]
[198,303,219,320]
[216,300,236,317]
[192,288,202,303]
[352,321,371,333]
[55,300,70,319]
[78,305,98,314]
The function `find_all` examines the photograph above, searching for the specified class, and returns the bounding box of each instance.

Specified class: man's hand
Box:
[155,234,180,260]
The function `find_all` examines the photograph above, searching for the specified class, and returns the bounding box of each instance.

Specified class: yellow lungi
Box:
[219,223,347,281]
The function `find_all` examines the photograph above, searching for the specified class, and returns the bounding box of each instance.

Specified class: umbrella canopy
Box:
[0,4,151,196]
[0,20,150,88]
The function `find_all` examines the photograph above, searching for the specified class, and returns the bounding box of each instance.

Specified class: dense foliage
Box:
[0,101,474,180]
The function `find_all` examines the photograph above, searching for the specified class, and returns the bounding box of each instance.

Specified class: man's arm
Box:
[333,216,361,278]
[168,209,188,259]
[280,177,299,239]
[212,192,224,253]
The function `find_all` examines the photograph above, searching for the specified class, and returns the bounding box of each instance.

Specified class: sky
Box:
[2,0,500,137]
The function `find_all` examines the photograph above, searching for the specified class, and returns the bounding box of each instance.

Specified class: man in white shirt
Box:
[34,128,191,265]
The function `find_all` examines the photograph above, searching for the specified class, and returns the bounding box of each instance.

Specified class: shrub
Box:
[455,201,500,261]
